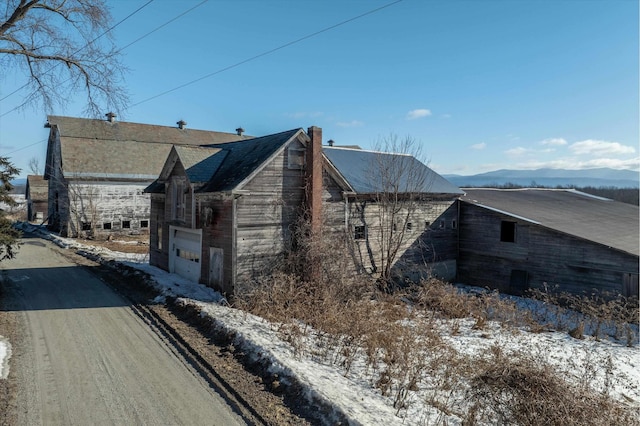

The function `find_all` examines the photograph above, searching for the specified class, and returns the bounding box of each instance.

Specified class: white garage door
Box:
[169,227,202,283]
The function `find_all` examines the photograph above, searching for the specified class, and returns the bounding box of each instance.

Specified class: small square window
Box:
[501,221,516,243]
[122,220,131,229]
[103,222,112,230]
[140,220,149,228]
[354,225,366,240]
[81,222,92,231]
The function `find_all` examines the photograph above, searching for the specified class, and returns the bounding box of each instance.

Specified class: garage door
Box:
[169,227,202,283]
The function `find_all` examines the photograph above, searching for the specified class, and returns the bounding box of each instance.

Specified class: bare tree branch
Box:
[1,0,128,116]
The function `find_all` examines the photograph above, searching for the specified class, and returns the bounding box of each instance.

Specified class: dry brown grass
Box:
[464,346,637,426]
[236,222,638,424]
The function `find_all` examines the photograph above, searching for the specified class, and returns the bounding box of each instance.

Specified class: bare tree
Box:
[0,0,128,116]
[28,156,42,175]
[361,135,433,288]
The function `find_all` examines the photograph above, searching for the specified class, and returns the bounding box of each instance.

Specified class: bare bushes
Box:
[465,346,637,426]
[529,288,639,346]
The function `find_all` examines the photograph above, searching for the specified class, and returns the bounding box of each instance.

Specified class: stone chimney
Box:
[306,126,323,238]
[105,112,116,122]
[177,120,187,129]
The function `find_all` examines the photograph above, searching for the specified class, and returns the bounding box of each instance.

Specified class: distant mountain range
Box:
[9,168,640,190]
[443,168,640,189]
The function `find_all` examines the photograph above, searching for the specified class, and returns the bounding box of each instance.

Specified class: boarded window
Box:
[623,273,639,298]
[501,221,516,242]
[354,225,366,240]
[122,220,131,229]
[288,147,305,170]
[171,178,186,221]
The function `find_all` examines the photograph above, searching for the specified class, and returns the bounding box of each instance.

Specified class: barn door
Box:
[209,248,224,289]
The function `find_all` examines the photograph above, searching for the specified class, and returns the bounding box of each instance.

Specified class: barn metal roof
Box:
[47,115,250,180]
[461,188,640,256]
[323,147,463,195]
[26,175,47,199]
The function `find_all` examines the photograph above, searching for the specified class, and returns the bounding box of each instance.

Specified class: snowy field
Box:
[1,224,639,424]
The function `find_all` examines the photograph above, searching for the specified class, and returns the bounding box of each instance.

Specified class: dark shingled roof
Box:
[173,146,223,184]
[323,147,463,195]
[47,115,250,180]
[461,188,640,256]
[199,128,303,192]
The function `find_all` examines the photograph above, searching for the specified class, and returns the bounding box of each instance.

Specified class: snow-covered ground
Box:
[2,223,639,424]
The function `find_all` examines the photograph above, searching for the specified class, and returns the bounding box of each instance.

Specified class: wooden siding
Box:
[234,143,306,294]
[66,182,151,236]
[458,202,640,296]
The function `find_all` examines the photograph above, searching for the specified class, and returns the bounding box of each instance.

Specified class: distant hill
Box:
[444,168,640,188]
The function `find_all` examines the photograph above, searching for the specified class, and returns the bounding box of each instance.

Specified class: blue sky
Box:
[1,0,638,179]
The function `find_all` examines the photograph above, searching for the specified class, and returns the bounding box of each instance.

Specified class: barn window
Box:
[103,222,112,230]
[122,220,131,229]
[171,178,186,221]
[424,221,431,230]
[354,225,366,240]
[439,219,445,229]
[81,221,92,231]
[156,222,163,250]
[288,147,305,169]
[140,220,149,228]
[406,222,413,231]
[501,221,516,242]
[451,219,457,229]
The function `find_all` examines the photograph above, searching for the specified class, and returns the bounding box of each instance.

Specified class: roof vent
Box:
[236,127,244,136]
[328,139,335,147]
[105,112,116,122]
[177,120,187,129]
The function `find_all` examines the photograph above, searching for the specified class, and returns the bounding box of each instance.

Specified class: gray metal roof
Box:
[323,147,463,195]
[48,115,250,180]
[26,175,47,199]
[461,188,640,256]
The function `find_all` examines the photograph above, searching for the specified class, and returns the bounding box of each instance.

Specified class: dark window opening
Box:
[452,219,457,229]
[425,221,431,230]
[439,220,445,229]
[103,222,112,230]
[354,225,366,240]
[406,222,413,231]
[140,220,149,228]
[122,220,131,229]
[81,222,92,231]
[501,221,516,242]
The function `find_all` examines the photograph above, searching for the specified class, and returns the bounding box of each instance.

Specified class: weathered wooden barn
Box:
[457,188,639,297]
[145,126,462,297]
[25,175,48,222]
[43,114,248,237]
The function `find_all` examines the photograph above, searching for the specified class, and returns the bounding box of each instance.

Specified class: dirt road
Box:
[0,236,247,425]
